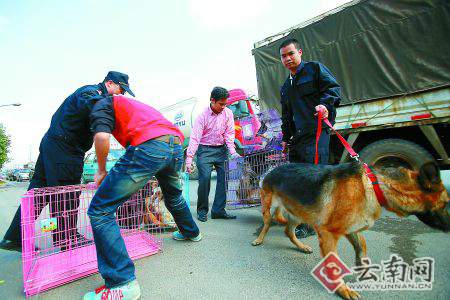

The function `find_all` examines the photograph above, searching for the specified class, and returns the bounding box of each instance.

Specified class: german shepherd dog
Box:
[252,161,449,299]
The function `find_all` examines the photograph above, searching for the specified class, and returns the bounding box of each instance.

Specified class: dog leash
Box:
[315,111,388,206]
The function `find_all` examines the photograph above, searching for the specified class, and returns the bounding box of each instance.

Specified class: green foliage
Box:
[0,124,11,170]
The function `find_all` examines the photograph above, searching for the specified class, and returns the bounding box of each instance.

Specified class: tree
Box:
[0,124,11,170]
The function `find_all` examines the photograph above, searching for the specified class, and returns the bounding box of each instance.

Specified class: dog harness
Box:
[315,111,388,207]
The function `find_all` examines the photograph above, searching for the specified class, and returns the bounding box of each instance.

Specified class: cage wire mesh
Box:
[226,149,288,209]
[226,109,286,209]
[21,179,177,297]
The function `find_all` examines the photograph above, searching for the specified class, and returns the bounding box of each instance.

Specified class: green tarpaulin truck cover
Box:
[253,0,450,110]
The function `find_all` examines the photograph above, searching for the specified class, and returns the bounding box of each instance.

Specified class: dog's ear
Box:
[418,161,441,192]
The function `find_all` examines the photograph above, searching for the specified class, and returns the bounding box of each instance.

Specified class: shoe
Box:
[197,214,207,222]
[0,239,21,252]
[172,231,202,242]
[83,279,141,300]
[211,212,236,220]
[295,224,316,239]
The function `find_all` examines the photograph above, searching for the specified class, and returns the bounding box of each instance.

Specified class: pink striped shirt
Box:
[186,105,236,165]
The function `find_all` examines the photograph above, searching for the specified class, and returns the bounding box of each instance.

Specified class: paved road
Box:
[0,179,449,300]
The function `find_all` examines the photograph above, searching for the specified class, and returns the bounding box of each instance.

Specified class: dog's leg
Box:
[284,216,313,253]
[345,233,368,266]
[252,190,272,246]
[318,229,361,300]
[274,207,287,225]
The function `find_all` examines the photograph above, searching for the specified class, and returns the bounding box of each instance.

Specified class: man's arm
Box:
[317,63,341,117]
[185,113,204,170]
[224,110,237,156]
[280,95,293,143]
[94,132,110,185]
[90,97,115,185]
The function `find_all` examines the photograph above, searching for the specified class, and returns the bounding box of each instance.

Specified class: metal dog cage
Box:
[21,181,169,297]
[225,149,288,209]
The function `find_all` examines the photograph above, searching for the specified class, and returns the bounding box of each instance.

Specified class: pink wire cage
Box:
[21,181,165,297]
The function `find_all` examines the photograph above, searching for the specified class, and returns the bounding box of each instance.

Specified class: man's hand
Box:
[185,163,193,174]
[281,141,288,153]
[230,153,241,159]
[315,104,329,119]
[94,170,107,186]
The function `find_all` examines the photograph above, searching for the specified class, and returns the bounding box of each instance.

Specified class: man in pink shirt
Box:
[186,87,240,222]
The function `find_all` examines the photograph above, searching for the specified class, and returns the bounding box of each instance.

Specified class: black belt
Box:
[200,144,224,148]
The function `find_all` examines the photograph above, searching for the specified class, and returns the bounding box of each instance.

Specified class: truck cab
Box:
[226,89,261,155]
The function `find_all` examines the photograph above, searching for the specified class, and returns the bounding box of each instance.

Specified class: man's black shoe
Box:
[295,224,316,239]
[197,214,208,222]
[211,212,236,220]
[0,239,21,252]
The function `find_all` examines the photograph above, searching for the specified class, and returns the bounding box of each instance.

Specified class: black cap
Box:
[104,71,135,97]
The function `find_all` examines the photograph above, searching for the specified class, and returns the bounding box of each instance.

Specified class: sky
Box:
[0,0,351,169]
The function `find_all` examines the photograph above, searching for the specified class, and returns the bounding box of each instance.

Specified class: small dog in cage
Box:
[143,181,176,229]
[252,161,449,300]
[236,161,260,204]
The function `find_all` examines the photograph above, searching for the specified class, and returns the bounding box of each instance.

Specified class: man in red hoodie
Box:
[84,95,201,300]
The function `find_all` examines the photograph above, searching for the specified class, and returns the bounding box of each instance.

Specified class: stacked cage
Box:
[226,109,287,209]
[21,181,166,297]
[225,150,288,209]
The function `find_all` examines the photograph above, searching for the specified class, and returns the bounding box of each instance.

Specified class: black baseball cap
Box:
[104,71,135,97]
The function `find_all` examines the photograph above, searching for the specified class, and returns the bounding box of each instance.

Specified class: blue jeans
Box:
[87,137,199,288]
[196,145,228,216]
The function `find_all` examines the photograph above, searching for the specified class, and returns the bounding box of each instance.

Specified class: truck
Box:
[252,0,450,170]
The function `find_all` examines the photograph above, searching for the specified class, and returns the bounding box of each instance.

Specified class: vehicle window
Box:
[231,100,250,119]
[238,100,250,117]
[85,153,94,163]
[107,150,123,161]
[228,103,237,115]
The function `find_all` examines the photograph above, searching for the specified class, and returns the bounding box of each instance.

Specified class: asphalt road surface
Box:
[0,177,449,300]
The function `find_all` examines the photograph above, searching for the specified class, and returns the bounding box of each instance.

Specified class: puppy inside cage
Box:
[226,149,288,209]
[142,180,177,231]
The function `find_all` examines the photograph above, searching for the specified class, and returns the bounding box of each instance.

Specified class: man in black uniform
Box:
[0,71,135,251]
[279,38,341,238]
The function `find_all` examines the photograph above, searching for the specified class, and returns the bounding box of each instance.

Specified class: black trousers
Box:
[196,145,228,216]
[3,134,83,244]
[288,131,330,164]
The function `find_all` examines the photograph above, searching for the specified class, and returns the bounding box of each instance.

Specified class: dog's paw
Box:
[299,245,313,254]
[252,239,263,246]
[337,285,361,300]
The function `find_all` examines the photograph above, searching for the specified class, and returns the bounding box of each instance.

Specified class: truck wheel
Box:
[359,138,434,170]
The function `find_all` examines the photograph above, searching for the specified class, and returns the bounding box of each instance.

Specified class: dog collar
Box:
[363,164,388,207]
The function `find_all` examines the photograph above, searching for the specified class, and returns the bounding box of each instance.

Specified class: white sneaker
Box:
[83,280,141,300]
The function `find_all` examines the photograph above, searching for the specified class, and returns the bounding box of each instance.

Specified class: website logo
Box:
[311,252,352,293]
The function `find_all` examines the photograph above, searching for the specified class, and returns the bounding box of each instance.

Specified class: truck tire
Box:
[359,139,434,170]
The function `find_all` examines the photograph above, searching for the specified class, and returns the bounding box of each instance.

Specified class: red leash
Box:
[314,112,387,206]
